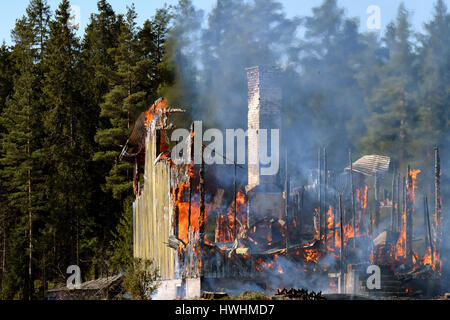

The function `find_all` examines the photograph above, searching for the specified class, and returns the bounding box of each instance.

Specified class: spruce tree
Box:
[82,0,120,110]
[0,0,50,299]
[94,5,152,201]
[0,43,15,297]
[416,0,449,158]
[41,0,93,283]
[360,3,418,170]
[138,7,171,102]
[290,0,370,167]
[79,0,123,278]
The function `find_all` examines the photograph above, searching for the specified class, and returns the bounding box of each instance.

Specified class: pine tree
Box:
[360,3,418,170]
[138,7,171,102]
[41,0,94,284]
[292,0,370,167]
[94,5,152,201]
[0,43,15,297]
[108,197,133,272]
[416,0,449,158]
[82,0,120,110]
[0,0,50,299]
[78,0,123,278]
[0,44,14,111]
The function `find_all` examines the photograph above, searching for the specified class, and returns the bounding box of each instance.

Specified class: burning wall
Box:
[132,110,180,280]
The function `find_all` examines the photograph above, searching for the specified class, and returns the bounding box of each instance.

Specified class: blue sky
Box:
[0,0,447,45]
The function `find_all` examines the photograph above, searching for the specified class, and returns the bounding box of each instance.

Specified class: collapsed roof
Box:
[345,155,391,177]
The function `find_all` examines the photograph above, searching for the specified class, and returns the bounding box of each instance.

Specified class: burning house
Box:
[121,66,446,300]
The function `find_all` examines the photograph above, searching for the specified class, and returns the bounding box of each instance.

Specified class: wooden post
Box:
[188,123,194,234]
[214,212,219,243]
[285,148,289,252]
[333,194,337,248]
[174,186,179,240]
[298,186,305,235]
[406,166,413,265]
[391,166,396,232]
[400,176,406,257]
[339,195,344,293]
[396,173,401,232]
[188,177,192,233]
[198,146,206,242]
[323,148,327,246]
[424,196,434,263]
[233,162,237,240]
[349,150,356,248]
[374,175,379,235]
[285,147,290,219]
[434,147,441,249]
[323,148,327,240]
[318,148,322,239]
[293,191,298,238]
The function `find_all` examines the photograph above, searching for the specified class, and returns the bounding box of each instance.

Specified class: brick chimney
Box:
[246,66,282,191]
[246,66,284,227]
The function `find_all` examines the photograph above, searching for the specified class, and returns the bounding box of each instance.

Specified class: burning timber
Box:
[121,67,446,300]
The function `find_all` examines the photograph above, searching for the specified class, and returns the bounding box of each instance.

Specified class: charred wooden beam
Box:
[424,196,435,263]
[188,123,194,234]
[293,191,298,223]
[396,173,401,232]
[406,165,413,265]
[374,175,380,235]
[300,186,304,228]
[349,150,356,248]
[295,186,305,236]
[199,146,206,242]
[317,148,322,239]
[285,148,290,252]
[285,147,290,217]
[233,162,237,240]
[402,176,406,236]
[323,147,328,246]
[188,179,192,233]
[212,189,224,243]
[339,195,344,293]
[174,186,180,240]
[391,166,396,232]
[215,212,219,243]
[434,147,441,244]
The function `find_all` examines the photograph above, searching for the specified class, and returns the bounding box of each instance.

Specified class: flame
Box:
[304,249,320,263]
[326,206,334,232]
[215,190,247,243]
[144,98,169,128]
[408,169,421,203]
[276,264,284,274]
[395,209,406,259]
[357,185,368,210]
[410,169,421,189]
[172,183,200,243]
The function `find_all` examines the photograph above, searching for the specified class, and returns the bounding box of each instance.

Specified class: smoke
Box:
[162,0,450,295]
